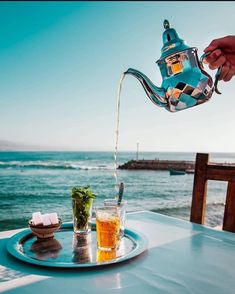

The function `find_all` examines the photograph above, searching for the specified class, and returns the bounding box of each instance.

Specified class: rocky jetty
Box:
[118,159,195,172]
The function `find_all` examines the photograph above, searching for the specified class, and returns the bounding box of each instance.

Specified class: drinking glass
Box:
[104,199,127,238]
[96,206,120,251]
[72,198,93,234]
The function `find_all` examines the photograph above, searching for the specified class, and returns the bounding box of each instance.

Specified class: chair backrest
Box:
[190,153,235,233]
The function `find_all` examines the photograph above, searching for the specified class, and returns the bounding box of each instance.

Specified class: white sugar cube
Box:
[42,213,51,226]
[32,212,43,225]
[49,213,59,225]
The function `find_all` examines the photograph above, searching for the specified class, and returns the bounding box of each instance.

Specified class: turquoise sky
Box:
[1,1,235,152]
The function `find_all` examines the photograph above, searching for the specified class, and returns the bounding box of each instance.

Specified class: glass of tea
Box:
[104,199,127,238]
[96,206,120,251]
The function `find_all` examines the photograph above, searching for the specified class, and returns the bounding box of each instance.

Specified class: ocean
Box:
[0,151,234,231]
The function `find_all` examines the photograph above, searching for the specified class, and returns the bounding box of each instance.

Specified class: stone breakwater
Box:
[118,159,235,172]
[118,159,195,172]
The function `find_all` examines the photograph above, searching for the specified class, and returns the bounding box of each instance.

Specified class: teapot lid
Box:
[159,20,191,59]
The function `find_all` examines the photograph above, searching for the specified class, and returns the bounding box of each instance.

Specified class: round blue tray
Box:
[6,223,148,268]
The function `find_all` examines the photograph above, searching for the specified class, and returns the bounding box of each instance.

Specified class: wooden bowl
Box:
[28,218,62,239]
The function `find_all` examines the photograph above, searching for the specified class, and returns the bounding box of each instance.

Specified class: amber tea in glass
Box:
[96,207,120,251]
[104,199,127,238]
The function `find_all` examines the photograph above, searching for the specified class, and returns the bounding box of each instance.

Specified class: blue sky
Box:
[1,1,235,152]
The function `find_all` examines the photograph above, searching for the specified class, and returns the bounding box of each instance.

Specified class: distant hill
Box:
[0,139,83,152]
[0,140,39,151]
[0,139,108,152]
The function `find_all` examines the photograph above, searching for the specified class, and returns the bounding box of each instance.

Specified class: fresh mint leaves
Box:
[71,186,96,231]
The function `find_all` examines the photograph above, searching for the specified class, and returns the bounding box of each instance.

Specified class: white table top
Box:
[1,211,235,294]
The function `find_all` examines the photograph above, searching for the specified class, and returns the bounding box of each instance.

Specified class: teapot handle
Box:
[200,52,222,95]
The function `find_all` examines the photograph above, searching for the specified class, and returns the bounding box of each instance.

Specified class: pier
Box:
[118,159,235,173]
[118,159,195,172]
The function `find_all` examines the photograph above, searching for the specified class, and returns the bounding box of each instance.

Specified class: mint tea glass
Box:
[104,199,127,238]
[96,206,121,251]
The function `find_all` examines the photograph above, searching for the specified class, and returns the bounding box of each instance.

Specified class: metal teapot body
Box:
[125,20,220,112]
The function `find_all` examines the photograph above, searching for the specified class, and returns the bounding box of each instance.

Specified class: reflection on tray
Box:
[30,238,62,260]
[72,233,92,263]
[96,239,125,263]
[96,249,117,262]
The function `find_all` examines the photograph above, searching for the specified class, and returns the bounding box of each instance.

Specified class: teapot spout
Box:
[124,68,167,107]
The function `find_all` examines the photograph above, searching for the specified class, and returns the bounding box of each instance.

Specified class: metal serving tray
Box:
[7,223,148,268]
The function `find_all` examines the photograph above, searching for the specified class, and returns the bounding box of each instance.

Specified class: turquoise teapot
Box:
[125,20,221,112]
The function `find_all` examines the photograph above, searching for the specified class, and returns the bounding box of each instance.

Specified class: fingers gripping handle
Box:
[200,52,222,95]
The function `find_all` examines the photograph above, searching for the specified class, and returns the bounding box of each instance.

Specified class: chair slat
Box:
[223,181,235,232]
[190,153,209,225]
[207,165,235,181]
[190,153,235,233]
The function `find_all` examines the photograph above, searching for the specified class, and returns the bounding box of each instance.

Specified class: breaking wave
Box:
[0,161,112,170]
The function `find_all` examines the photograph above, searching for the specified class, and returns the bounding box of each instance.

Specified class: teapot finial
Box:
[160,20,189,59]
[163,19,170,30]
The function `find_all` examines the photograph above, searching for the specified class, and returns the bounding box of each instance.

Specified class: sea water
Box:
[0,151,234,231]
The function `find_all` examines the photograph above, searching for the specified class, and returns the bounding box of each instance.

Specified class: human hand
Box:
[203,35,235,82]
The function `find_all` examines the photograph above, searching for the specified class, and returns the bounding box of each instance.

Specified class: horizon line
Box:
[1,149,235,154]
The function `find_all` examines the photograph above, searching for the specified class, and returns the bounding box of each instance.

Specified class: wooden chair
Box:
[190,153,235,233]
